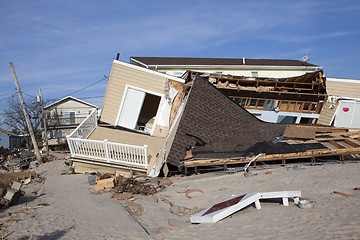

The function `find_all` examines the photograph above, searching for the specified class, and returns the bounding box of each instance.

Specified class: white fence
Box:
[67,109,148,168]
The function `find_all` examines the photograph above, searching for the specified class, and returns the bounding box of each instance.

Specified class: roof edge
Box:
[113,59,185,83]
[44,96,99,110]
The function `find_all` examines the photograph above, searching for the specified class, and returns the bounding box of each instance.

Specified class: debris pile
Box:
[0,171,37,208]
[92,173,168,195]
[113,175,161,195]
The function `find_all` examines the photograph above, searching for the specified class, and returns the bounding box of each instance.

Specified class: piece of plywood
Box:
[94,177,114,191]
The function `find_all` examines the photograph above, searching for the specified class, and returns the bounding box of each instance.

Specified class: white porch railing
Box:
[68,109,98,139]
[66,109,148,169]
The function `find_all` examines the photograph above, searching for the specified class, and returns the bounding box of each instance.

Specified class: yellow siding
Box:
[100,61,168,125]
[326,81,360,99]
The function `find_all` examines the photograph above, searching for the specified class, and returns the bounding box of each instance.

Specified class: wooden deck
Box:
[73,125,166,175]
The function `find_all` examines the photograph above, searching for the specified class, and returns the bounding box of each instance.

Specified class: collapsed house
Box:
[67,60,360,177]
[183,70,327,124]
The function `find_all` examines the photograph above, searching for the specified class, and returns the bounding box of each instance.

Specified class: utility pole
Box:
[38,88,49,156]
[9,62,42,163]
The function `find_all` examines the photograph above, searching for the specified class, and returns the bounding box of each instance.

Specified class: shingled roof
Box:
[166,75,288,168]
[131,57,319,67]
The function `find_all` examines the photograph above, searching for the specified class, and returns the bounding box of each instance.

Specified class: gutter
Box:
[130,58,149,68]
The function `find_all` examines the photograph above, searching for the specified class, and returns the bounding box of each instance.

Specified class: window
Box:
[174,72,183,76]
[64,112,75,124]
[251,71,258,78]
[116,86,163,135]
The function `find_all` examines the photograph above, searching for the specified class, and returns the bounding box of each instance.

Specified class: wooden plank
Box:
[316,131,360,137]
[94,177,115,191]
[284,125,316,139]
[328,141,346,149]
[342,139,360,148]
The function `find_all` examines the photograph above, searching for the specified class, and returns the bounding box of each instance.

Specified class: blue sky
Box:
[0,0,359,111]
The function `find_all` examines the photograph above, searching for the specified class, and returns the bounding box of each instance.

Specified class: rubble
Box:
[113,175,161,195]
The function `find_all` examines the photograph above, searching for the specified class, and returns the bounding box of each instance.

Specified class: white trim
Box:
[115,84,164,136]
[44,96,99,110]
[327,77,360,83]
[130,57,149,68]
[113,59,185,83]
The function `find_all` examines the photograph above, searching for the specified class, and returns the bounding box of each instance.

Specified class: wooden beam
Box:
[328,141,346,149]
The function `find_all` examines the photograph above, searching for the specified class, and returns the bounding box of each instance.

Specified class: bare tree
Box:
[1,97,43,148]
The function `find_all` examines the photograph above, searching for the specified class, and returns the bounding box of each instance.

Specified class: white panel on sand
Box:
[190,191,301,223]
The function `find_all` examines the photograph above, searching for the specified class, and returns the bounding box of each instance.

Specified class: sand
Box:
[1,156,360,240]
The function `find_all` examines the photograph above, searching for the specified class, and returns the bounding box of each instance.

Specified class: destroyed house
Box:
[182,70,327,124]
[67,59,360,177]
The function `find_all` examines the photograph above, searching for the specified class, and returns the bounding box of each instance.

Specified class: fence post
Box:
[104,139,110,162]
[144,145,148,168]
[67,136,74,157]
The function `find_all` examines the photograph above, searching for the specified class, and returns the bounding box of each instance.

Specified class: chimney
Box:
[116,53,120,60]
[243,57,246,65]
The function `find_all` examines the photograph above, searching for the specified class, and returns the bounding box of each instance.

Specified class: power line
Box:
[60,76,108,99]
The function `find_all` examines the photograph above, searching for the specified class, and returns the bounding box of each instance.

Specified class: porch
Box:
[66,110,165,175]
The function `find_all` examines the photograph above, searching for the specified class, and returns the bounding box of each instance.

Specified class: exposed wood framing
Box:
[183,129,360,174]
[168,80,185,127]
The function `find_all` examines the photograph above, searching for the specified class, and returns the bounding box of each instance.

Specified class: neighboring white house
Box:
[318,78,360,128]
[0,128,22,149]
[130,56,322,78]
[44,96,98,147]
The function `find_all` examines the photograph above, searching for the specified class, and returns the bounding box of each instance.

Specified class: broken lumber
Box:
[94,177,114,191]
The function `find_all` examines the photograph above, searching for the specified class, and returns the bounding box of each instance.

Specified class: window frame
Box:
[115,84,165,136]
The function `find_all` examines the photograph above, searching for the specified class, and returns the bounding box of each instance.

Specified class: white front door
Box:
[117,88,145,129]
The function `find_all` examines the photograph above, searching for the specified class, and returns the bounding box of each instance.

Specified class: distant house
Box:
[318,78,360,128]
[0,128,22,149]
[130,57,321,78]
[44,96,98,148]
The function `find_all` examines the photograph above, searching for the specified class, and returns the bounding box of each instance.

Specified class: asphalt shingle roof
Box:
[166,75,288,168]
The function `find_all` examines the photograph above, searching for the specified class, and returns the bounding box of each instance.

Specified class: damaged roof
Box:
[166,75,288,168]
[131,57,319,67]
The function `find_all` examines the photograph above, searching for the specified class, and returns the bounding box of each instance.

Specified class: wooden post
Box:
[9,62,42,163]
[38,89,48,156]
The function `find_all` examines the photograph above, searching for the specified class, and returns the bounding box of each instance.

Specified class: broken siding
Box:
[317,101,337,125]
[100,61,168,125]
[326,80,360,99]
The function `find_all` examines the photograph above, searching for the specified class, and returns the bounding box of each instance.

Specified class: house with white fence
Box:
[67,60,185,176]
[67,58,360,177]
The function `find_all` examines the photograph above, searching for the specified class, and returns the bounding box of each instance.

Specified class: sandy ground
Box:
[1,155,360,240]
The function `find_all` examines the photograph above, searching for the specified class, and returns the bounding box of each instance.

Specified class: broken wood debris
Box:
[332,191,354,197]
[183,128,360,174]
[113,175,163,195]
